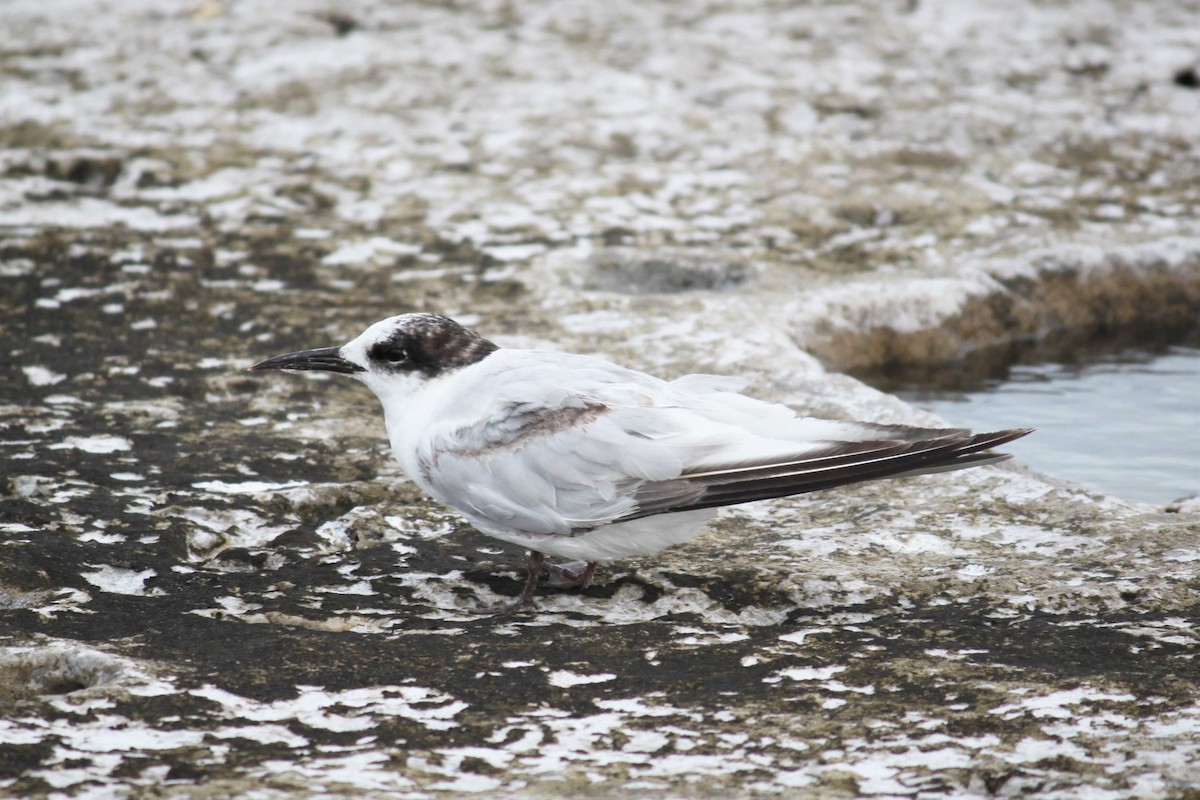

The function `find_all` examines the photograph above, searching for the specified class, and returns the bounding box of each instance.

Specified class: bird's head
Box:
[249,313,498,405]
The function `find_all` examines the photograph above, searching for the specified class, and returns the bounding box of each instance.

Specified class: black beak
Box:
[249,346,363,374]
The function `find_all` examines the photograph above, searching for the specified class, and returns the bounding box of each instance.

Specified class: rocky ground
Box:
[2,0,1199,797]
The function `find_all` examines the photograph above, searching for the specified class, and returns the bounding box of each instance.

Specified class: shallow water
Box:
[905,344,1200,506]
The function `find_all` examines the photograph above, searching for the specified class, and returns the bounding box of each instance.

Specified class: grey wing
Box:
[422,362,1031,536]
[424,400,701,537]
[618,426,1033,523]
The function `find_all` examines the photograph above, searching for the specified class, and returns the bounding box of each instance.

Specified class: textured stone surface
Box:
[2,0,1199,797]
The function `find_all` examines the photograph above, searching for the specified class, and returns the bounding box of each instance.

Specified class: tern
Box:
[251,313,1030,611]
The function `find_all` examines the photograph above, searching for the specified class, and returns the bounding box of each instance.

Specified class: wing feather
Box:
[414,351,1031,538]
[620,428,1033,522]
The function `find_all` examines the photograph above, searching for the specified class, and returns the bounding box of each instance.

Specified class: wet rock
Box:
[1,0,1199,797]
[802,241,1200,377]
[1174,65,1199,89]
[584,248,754,294]
[0,646,128,702]
[42,151,127,191]
[1166,494,1200,514]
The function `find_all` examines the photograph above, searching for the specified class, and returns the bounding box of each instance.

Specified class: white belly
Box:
[475,509,717,562]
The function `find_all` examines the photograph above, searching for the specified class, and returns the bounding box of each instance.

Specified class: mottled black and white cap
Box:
[344,313,499,378]
[250,313,498,381]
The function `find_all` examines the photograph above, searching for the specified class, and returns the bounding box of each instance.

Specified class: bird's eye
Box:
[370,341,410,366]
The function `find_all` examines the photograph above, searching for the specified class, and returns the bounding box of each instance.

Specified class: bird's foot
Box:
[470,554,599,613]
[470,550,546,614]
[542,559,598,589]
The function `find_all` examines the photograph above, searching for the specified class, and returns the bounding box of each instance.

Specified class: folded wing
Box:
[420,356,1031,537]
[620,426,1032,522]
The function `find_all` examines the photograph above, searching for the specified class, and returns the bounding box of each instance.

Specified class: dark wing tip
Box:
[962,428,1034,453]
[620,425,1035,523]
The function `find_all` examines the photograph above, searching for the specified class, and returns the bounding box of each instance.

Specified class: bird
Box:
[250,313,1031,611]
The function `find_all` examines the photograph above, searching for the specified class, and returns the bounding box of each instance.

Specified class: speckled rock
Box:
[2,0,1199,798]
[583,248,754,294]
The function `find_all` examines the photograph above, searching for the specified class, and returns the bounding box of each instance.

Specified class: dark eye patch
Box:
[368,338,414,371]
[365,315,499,379]
[375,343,408,363]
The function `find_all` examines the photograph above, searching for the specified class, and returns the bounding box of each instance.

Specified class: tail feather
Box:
[619,427,1033,523]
